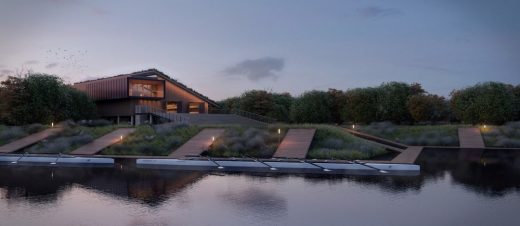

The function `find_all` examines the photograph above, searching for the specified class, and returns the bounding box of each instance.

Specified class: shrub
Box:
[78,119,112,127]
[208,127,279,158]
[0,126,27,144]
[25,123,44,134]
[481,121,520,147]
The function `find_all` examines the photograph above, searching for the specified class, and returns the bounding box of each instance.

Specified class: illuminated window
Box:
[166,101,179,113]
[189,102,201,114]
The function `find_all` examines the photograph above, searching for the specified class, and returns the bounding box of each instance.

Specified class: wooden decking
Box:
[169,128,226,158]
[70,128,136,155]
[458,128,485,148]
[0,128,61,153]
[272,129,316,159]
[391,146,423,164]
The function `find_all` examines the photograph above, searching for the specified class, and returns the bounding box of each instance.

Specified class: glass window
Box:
[189,102,201,114]
[166,101,179,113]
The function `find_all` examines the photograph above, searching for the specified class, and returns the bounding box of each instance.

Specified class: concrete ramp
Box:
[458,128,485,148]
[273,129,316,159]
[0,128,61,153]
[169,128,226,158]
[70,128,136,155]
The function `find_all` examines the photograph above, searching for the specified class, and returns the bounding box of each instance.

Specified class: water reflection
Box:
[220,187,287,218]
[417,148,520,197]
[0,166,206,206]
[1,148,519,206]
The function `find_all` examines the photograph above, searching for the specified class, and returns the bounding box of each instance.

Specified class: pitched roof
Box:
[74,68,219,107]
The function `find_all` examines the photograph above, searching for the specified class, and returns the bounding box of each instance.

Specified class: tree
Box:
[376,82,421,123]
[343,87,379,123]
[290,90,332,123]
[0,73,96,125]
[267,92,293,122]
[407,94,449,123]
[327,88,346,124]
[450,82,516,124]
[238,90,274,116]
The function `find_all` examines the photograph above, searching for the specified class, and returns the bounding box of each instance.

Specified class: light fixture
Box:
[352,124,355,129]
[120,135,123,141]
[277,128,281,134]
[483,124,487,128]
[212,136,215,142]
[51,122,54,128]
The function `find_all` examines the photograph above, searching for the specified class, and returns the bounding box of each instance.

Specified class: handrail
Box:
[135,105,189,124]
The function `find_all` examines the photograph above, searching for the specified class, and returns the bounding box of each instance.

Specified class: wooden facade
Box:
[73,69,217,123]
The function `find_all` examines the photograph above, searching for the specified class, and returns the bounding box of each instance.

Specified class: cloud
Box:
[46,63,59,69]
[223,57,285,81]
[24,60,39,65]
[357,6,403,18]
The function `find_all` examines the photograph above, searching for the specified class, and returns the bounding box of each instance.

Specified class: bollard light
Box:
[352,124,355,129]
[120,135,123,141]
[278,128,281,134]
[51,122,54,128]
[212,136,215,142]
[483,124,487,128]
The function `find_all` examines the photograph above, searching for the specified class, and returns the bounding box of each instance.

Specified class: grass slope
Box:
[25,123,119,154]
[481,121,520,148]
[101,124,201,156]
[360,122,460,146]
[0,124,46,146]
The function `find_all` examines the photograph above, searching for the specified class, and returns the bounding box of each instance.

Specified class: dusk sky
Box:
[1,0,519,100]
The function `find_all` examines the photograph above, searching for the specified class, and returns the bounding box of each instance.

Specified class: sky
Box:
[0,0,519,100]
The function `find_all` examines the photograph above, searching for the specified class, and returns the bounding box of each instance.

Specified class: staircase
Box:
[135,105,190,124]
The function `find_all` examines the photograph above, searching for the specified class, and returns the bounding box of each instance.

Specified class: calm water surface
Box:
[1,149,520,226]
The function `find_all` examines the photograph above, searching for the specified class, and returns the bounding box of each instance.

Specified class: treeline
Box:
[0,73,96,125]
[218,82,520,125]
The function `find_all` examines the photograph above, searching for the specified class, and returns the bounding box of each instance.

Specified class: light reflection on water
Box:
[1,148,520,226]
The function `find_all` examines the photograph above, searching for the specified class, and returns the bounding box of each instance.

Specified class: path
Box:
[0,128,61,153]
[272,129,316,159]
[458,128,485,148]
[391,146,423,164]
[343,128,407,153]
[70,128,136,155]
[169,128,226,158]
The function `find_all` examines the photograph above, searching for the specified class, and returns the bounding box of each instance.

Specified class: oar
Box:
[352,160,388,173]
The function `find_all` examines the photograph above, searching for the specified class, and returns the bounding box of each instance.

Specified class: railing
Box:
[135,105,189,124]
[210,108,277,124]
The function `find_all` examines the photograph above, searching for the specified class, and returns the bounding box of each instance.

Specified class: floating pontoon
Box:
[0,154,114,167]
[136,158,420,176]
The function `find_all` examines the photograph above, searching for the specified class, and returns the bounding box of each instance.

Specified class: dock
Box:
[70,128,136,155]
[272,129,316,159]
[169,128,226,158]
[391,146,423,164]
[0,128,61,153]
[458,128,485,148]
